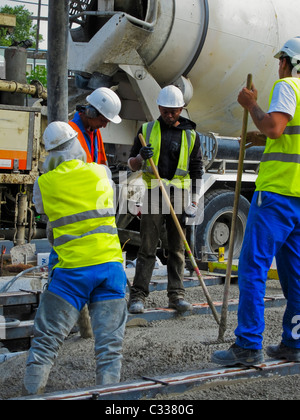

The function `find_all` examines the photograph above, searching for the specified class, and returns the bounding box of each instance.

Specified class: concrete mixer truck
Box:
[1,0,299,262]
[67,0,300,261]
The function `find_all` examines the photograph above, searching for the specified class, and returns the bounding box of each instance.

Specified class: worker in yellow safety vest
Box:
[23,122,127,396]
[212,37,300,366]
[127,86,203,314]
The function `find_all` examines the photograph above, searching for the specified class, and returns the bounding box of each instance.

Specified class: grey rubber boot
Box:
[89,298,127,386]
[22,364,52,396]
[23,290,80,396]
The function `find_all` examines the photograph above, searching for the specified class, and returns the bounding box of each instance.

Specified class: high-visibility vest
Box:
[38,160,122,269]
[256,77,300,197]
[142,121,196,189]
[69,121,108,165]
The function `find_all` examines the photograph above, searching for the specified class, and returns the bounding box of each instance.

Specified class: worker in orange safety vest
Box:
[69,87,122,165]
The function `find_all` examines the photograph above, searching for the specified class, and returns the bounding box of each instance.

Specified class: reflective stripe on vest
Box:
[142,120,196,189]
[51,208,116,229]
[261,152,300,164]
[256,77,300,197]
[283,125,300,135]
[54,225,118,247]
[38,160,122,269]
[69,121,108,165]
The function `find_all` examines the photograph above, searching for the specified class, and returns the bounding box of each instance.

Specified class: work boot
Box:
[128,299,145,314]
[168,298,192,313]
[266,342,300,362]
[211,343,264,367]
[22,364,52,396]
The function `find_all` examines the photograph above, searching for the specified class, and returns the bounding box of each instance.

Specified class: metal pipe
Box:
[1,47,27,106]
[70,11,157,30]
[0,80,47,100]
[34,0,42,70]
[14,193,28,247]
[47,0,69,123]
[69,0,159,30]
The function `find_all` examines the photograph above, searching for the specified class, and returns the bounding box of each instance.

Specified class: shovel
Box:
[217,74,253,341]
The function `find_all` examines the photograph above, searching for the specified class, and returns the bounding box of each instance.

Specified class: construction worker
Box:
[68,88,122,338]
[69,87,122,165]
[127,85,203,314]
[212,37,300,366]
[23,122,127,396]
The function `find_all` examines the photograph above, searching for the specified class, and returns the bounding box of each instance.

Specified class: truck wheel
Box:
[195,189,250,261]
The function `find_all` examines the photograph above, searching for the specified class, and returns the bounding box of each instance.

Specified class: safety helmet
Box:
[156,85,185,108]
[43,121,78,151]
[86,87,122,124]
[274,36,300,63]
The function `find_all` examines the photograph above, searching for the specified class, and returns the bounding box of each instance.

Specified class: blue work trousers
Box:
[235,191,300,350]
[48,261,127,312]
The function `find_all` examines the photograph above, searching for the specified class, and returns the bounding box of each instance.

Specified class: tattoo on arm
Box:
[251,104,266,122]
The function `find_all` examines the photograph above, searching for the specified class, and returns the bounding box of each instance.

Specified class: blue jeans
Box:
[235,191,300,350]
[48,262,127,311]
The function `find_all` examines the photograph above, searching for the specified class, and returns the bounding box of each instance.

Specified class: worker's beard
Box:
[162,117,179,127]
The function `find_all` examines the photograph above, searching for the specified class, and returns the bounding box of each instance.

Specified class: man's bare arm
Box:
[238,85,290,139]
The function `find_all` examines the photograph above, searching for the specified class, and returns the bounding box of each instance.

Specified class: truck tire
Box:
[195,189,250,261]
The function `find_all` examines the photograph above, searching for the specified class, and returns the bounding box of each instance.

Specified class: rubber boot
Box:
[89,298,127,385]
[23,290,80,396]
[22,364,52,396]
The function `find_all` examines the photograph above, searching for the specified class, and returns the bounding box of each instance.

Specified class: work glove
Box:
[139,144,154,160]
[184,202,198,218]
[181,202,198,226]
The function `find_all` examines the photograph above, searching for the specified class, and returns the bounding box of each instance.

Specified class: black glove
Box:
[139,144,154,160]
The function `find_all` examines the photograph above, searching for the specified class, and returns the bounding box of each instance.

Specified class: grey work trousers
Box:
[130,188,187,303]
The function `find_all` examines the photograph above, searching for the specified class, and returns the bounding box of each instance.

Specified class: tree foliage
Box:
[27,65,47,86]
[0,5,43,48]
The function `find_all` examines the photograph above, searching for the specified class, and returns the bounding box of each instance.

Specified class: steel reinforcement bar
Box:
[15,359,300,400]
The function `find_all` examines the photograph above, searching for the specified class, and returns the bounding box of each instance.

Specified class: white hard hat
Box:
[86,87,122,124]
[274,36,300,62]
[43,121,78,151]
[157,85,185,108]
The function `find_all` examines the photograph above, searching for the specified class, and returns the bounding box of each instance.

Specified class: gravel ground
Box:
[0,278,299,400]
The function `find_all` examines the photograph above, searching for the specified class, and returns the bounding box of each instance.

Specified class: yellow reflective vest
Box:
[38,160,123,269]
[256,77,300,197]
[142,121,196,189]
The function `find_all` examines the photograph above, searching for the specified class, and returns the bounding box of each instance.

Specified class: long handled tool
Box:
[139,133,220,325]
[218,74,253,341]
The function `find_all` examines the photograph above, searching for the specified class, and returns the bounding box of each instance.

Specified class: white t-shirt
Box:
[268,81,297,120]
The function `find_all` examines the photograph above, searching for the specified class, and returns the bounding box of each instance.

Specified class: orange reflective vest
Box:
[69,121,108,165]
